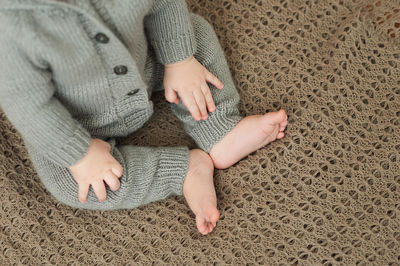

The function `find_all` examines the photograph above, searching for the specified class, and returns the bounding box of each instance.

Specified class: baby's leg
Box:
[28,138,218,234]
[29,138,189,210]
[171,13,288,169]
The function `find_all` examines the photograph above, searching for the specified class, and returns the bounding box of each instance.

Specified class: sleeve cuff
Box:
[144,0,197,65]
[151,31,197,65]
[46,124,92,168]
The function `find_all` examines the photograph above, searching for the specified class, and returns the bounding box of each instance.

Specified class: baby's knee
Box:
[190,13,222,67]
[36,164,122,210]
[190,13,215,36]
[44,172,127,210]
[37,168,83,209]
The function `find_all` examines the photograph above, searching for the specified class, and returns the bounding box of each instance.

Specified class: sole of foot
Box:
[209,109,288,169]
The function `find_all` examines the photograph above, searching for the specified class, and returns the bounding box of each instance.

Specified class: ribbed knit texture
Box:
[145,0,197,64]
[171,14,243,152]
[26,138,190,210]
[0,0,242,210]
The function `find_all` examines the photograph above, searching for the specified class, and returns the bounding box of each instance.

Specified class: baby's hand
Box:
[68,138,123,203]
[163,56,224,121]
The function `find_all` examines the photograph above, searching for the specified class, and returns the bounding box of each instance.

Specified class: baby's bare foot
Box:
[210,109,288,169]
[183,149,220,235]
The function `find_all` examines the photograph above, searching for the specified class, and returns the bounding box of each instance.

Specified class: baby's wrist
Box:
[165,55,194,68]
[68,138,98,169]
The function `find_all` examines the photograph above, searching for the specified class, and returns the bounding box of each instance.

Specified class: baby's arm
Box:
[144,0,222,121]
[0,40,90,167]
[144,0,196,65]
[0,34,122,203]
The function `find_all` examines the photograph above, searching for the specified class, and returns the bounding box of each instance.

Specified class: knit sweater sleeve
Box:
[144,0,196,65]
[0,38,92,168]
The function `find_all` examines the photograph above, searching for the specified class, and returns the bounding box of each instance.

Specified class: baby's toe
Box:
[196,208,219,235]
[279,120,288,131]
[196,215,209,235]
[206,210,219,234]
[198,225,208,235]
[262,109,287,126]
[209,209,220,223]
[204,223,211,234]
[207,223,215,234]
[277,132,285,139]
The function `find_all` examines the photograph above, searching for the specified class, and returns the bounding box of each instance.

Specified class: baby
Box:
[0,0,287,235]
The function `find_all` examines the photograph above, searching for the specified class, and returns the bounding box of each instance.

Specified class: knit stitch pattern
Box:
[0,0,242,210]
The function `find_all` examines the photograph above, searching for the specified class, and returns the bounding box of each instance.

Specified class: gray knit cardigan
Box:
[0,0,198,167]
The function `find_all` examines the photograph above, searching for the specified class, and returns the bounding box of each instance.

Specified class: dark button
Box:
[114,65,128,75]
[95,33,109,43]
[127,89,140,96]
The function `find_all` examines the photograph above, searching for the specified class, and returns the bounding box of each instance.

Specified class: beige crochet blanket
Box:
[1,0,399,264]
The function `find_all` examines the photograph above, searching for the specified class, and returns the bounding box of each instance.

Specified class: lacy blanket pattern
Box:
[1,0,399,264]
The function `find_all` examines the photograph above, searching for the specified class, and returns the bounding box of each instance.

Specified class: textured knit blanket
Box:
[1,0,399,264]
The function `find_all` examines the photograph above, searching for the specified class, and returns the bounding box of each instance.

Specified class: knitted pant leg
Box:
[170,13,243,152]
[28,138,189,211]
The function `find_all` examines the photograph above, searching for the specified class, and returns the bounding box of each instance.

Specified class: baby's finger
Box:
[111,162,123,178]
[92,180,107,202]
[201,83,216,112]
[205,71,223,90]
[164,88,180,104]
[193,90,208,119]
[78,183,90,203]
[103,172,121,191]
[181,91,201,121]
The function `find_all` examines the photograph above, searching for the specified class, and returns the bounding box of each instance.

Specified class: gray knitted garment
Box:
[0,0,242,210]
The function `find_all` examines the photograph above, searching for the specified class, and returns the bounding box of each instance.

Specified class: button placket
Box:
[84,17,146,100]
